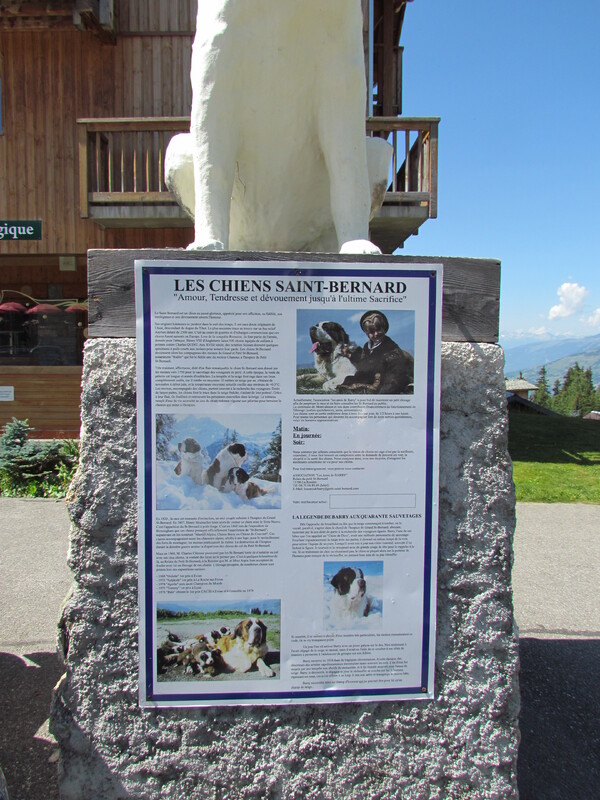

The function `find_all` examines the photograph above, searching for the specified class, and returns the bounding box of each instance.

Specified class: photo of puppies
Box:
[156,599,281,682]
[323,561,383,630]
[296,309,415,395]
[155,413,281,510]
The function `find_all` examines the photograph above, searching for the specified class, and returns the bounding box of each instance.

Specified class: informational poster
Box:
[135,260,442,707]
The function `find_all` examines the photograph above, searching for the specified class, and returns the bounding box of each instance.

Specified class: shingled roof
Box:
[505,378,537,393]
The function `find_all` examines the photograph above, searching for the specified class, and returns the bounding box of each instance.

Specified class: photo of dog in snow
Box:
[296,309,415,395]
[323,561,383,630]
[155,413,281,511]
[156,599,281,682]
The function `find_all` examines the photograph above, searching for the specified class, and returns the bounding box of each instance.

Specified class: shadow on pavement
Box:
[2,637,598,798]
[518,637,600,800]
[0,651,63,800]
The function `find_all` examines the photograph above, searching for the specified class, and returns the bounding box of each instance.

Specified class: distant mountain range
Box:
[503,333,600,387]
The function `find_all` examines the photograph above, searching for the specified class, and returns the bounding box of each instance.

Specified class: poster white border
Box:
[135,260,442,707]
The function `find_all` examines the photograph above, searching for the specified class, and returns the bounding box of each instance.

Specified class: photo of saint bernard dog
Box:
[202,443,247,490]
[329,566,372,620]
[173,437,204,484]
[223,466,270,501]
[212,618,275,677]
[309,321,357,391]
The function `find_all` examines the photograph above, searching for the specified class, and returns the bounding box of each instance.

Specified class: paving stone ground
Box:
[0,499,597,800]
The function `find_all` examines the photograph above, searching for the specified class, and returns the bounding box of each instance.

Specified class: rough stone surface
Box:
[50,339,519,800]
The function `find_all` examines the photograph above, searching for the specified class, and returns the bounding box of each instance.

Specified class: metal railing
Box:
[78,116,438,219]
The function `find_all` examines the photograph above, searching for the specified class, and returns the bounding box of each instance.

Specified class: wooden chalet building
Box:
[0,0,439,437]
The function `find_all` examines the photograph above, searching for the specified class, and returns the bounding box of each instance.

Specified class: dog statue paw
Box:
[339,239,382,256]
[186,239,225,252]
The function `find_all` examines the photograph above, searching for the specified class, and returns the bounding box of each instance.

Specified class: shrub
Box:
[0,418,79,498]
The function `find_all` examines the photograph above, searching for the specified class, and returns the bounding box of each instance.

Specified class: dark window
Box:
[0,302,86,366]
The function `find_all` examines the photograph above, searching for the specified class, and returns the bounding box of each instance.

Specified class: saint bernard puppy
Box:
[309,321,357,391]
[202,443,247,490]
[162,634,211,669]
[196,647,229,677]
[223,466,270,501]
[330,566,372,620]
[174,437,204,484]
[214,618,275,677]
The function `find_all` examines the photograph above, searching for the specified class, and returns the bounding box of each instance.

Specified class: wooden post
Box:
[382,0,395,116]
[77,123,89,218]
[429,121,439,219]
[87,250,501,344]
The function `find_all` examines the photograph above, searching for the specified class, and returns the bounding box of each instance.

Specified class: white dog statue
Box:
[165,0,392,254]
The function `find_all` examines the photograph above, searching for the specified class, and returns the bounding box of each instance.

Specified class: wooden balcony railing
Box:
[77,115,438,223]
[367,116,439,219]
[77,117,190,217]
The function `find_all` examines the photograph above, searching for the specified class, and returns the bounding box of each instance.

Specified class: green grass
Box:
[508,412,600,503]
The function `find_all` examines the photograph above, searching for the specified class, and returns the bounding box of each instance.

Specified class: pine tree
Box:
[156,414,176,460]
[551,363,597,417]
[0,417,67,494]
[255,419,282,482]
[533,366,551,407]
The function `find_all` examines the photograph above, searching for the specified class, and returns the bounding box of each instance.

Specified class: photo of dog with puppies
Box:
[323,561,383,630]
[296,309,415,395]
[157,600,281,682]
[155,413,282,511]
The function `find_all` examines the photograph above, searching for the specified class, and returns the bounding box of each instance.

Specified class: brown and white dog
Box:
[214,618,275,677]
[195,647,230,676]
[162,634,211,671]
[174,437,204,484]
[202,443,247,490]
[222,466,269,501]
[330,566,372,620]
[309,321,357,391]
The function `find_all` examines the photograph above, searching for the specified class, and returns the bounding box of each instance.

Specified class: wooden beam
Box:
[78,123,89,218]
[87,250,501,343]
[74,0,99,21]
[0,15,71,29]
[73,0,115,43]
[382,0,395,116]
[429,121,439,218]
[90,191,173,203]
[0,3,72,17]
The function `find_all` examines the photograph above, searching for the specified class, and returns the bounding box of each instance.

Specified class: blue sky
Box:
[397,0,600,344]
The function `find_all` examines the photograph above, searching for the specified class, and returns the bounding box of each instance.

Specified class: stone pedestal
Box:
[50,251,519,799]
